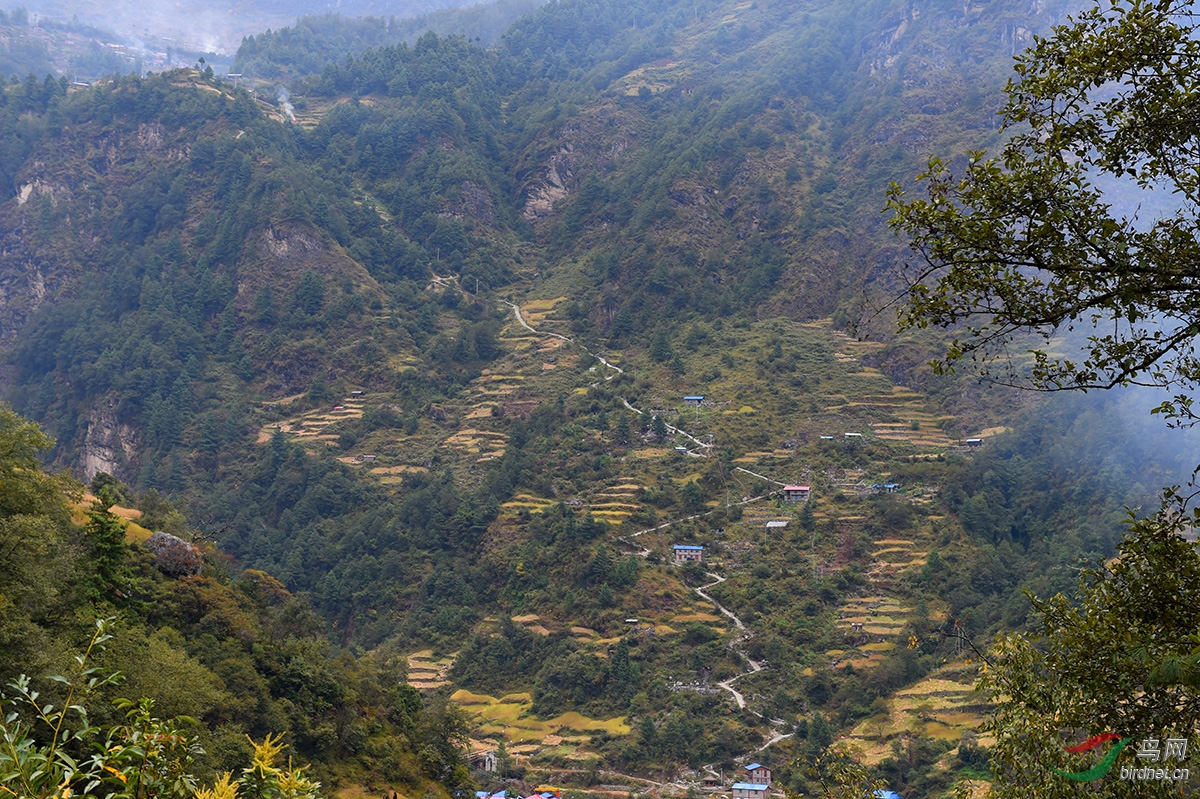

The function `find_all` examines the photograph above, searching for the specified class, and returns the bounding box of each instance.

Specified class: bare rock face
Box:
[517,103,636,227]
[439,180,497,226]
[81,397,140,483]
[147,531,203,577]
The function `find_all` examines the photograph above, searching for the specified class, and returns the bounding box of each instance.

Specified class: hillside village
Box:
[0,0,1187,793]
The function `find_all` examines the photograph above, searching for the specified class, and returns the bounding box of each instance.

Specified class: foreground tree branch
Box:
[886,0,1200,407]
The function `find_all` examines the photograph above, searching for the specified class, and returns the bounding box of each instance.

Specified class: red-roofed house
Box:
[782,486,810,503]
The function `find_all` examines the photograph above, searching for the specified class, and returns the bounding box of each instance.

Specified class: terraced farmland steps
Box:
[495,289,800,761]
[496,293,714,453]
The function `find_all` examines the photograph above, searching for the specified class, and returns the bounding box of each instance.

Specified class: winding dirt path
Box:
[693,572,764,708]
[733,466,787,486]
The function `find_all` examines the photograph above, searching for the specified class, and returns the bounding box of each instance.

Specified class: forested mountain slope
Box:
[0,0,1161,793]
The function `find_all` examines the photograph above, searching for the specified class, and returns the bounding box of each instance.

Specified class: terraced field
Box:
[500,493,556,515]
[407,649,455,690]
[843,663,990,765]
[829,596,913,669]
[870,536,929,576]
[451,689,630,747]
[258,398,364,445]
[587,481,644,522]
[441,427,510,462]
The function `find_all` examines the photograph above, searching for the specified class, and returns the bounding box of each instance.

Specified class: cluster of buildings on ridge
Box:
[725,763,773,799]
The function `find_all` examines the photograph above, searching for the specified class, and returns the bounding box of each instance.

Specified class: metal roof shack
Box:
[782,486,811,503]
[732,783,769,799]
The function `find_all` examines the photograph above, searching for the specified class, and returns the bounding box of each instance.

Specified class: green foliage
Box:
[234,1,543,79]
[82,496,136,602]
[0,619,200,799]
[978,509,1200,797]
[0,0,1149,782]
[791,742,885,799]
[887,0,1200,402]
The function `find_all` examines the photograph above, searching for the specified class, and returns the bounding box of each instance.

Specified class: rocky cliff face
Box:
[80,395,141,481]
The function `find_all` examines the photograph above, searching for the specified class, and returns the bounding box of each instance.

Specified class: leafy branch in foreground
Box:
[886,0,1200,408]
[0,618,321,799]
[976,507,1200,798]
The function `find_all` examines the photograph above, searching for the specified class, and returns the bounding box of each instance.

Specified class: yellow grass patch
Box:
[522,297,567,312]
[632,448,668,458]
[451,690,629,743]
[124,522,153,544]
[370,465,429,475]
[672,613,723,623]
[109,505,142,520]
[860,642,896,652]
[896,678,975,697]
[337,786,405,799]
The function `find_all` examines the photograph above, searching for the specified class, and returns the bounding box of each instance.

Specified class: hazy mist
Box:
[10,0,487,53]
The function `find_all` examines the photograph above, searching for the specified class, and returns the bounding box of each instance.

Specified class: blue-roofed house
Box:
[744,763,772,785]
[683,395,705,406]
[873,791,902,799]
[732,783,769,799]
[674,544,704,563]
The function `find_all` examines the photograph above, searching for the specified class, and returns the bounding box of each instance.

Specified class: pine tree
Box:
[83,492,135,603]
[614,412,631,445]
[650,328,673,362]
[652,415,668,440]
[807,713,833,756]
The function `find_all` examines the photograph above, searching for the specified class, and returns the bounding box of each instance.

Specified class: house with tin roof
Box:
[744,763,772,785]
[782,486,810,503]
[732,783,769,799]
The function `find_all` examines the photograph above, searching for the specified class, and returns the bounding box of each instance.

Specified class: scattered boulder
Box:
[147,531,203,577]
